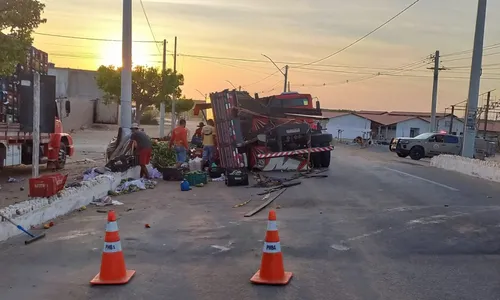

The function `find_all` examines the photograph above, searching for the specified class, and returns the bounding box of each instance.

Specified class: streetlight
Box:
[262,54,288,93]
[195,89,207,101]
[225,80,241,91]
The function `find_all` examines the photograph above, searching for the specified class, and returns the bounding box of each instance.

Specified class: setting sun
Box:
[99,40,159,67]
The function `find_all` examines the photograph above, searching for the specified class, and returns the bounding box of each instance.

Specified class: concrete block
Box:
[0,167,140,242]
[430,155,500,182]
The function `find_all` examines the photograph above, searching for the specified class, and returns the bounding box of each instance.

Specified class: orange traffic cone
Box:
[250,210,293,285]
[90,210,135,285]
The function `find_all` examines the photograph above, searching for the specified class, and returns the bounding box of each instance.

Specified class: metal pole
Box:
[483,91,491,138]
[449,105,455,133]
[430,50,440,132]
[462,0,487,158]
[32,73,40,178]
[120,0,132,129]
[283,65,289,93]
[171,36,177,129]
[288,81,290,92]
[159,39,166,138]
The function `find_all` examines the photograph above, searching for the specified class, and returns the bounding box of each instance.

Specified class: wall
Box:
[95,99,119,124]
[437,117,464,135]
[48,67,106,131]
[326,114,371,140]
[396,118,430,137]
[431,155,500,183]
[0,166,140,242]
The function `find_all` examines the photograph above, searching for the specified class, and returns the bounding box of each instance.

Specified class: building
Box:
[48,67,118,131]
[323,109,465,142]
[323,111,371,141]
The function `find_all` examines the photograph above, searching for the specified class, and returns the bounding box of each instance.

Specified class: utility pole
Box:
[159,39,167,138]
[449,105,455,133]
[32,73,40,178]
[428,50,447,132]
[283,65,289,93]
[462,0,487,158]
[120,0,133,129]
[483,91,491,138]
[288,81,291,92]
[261,54,289,93]
[171,36,177,129]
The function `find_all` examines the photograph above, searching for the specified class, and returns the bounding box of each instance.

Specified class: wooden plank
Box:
[244,188,287,217]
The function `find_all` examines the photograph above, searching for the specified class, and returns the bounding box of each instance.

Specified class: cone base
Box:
[250,270,293,285]
[90,270,136,285]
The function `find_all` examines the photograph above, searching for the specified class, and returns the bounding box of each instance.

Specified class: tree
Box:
[0,0,46,76]
[95,65,192,122]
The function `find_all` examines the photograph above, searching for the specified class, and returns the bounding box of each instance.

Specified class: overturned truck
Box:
[195,90,333,171]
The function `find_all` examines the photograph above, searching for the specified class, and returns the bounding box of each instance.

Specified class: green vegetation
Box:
[96,65,195,122]
[0,0,46,75]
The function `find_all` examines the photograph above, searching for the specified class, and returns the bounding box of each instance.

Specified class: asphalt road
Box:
[1,146,500,300]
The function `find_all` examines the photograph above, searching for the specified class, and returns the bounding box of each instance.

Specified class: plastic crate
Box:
[29,174,68,198]
[161,167,184,181]
[225,169,249,187]
[184,172,208,186]
[208,167,225,179]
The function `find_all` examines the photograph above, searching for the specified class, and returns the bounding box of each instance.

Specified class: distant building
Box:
[323,109,464,142]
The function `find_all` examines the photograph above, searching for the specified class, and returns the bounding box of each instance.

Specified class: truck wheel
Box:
[55,143,67,169]
[310,153,321,168]
[397,153,408,158]
[320,151,331,168]
[409,146,424,161]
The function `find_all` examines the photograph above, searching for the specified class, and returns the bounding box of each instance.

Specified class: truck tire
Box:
[320,151,331,168]
[55,143,67,169]
[397,153,408,158]
[409,146,424,161]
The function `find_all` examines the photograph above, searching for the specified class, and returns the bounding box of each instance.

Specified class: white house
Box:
[323,112,372,141]
[395,118,430,138]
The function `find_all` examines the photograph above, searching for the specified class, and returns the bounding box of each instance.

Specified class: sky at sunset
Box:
[33,0,500,113]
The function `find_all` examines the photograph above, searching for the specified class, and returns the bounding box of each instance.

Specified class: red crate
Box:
[29,174,68,198]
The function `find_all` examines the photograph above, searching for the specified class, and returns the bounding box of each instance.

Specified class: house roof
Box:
[321,111,351,118]
[356,113,429,126]
[478,120,500,133]
[358,110,388,115]
[388,111,448,118]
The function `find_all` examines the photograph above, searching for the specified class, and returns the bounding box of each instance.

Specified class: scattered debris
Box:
[145,224,151,228]
[7,177,20,183]
[258,181,301,195]
[108,178,157,196]
[233,199,253,208]
[90,196,124,207]
[244,188,287,217]
[43,221,55,229]
[330,244,350,251]
[96,209,108,214]
[211,241,234,253]
[78,206,87,211]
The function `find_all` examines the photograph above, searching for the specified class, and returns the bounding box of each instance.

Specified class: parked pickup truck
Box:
[389,132,494,160]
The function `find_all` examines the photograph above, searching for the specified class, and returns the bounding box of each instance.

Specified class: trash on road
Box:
[108,178,157,196]
[244,188,287,217]
[91,196,124,206]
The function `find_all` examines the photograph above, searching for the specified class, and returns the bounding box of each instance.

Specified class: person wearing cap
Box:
[129,123,152,179]
[201,119,216,168]
[191,121,204,147]
[169,118,189,167]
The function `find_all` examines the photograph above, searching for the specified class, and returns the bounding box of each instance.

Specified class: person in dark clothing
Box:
[130,123,152,179]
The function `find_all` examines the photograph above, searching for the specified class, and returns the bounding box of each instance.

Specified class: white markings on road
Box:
[383,167,459,191]
[347,229,385,241]
[330,244,350,251]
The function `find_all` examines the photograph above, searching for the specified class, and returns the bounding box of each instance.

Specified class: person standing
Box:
[202,119,216,168]
[169,118,189,167]
[130,123,152,179]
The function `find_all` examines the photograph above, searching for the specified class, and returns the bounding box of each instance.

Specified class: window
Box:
[270,98,309,108]
[431,135,445,143]
[444,135,459,144]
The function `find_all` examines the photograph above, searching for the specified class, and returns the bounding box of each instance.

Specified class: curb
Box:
[0,167,140,242]
[430,155,500,182]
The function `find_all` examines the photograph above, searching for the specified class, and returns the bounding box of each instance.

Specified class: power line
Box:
[441,42,500,58]
[33,32,161,43]
[298,0,421,67]
[139,0,161,54]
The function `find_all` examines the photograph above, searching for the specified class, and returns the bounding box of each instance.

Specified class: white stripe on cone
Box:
[103,241,122,253]
[267,221,278,231]
[263,242,281,253]
[106,221,118,232]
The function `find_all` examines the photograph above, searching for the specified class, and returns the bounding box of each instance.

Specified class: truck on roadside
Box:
[194,90,333,171]
[0,46,74,169]
[389,132,495,160]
